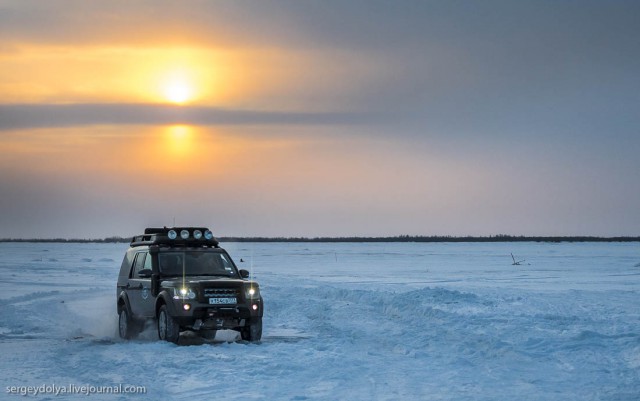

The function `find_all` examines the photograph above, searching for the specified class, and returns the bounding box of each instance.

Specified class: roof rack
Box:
[130,227,219,248]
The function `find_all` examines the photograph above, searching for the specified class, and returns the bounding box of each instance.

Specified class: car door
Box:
[128,252,155,318]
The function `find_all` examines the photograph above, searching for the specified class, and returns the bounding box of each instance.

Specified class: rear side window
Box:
[119,251,135,279]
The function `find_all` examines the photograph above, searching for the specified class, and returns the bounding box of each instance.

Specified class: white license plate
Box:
[209,297,237,305]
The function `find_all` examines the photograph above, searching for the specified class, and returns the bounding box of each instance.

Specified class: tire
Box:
[157,305,180,343]
[241,317,262,342]
[118,307,139,340]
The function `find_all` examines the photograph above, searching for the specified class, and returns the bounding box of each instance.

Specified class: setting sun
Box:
[163,80,193,104]
[156,61,208,105]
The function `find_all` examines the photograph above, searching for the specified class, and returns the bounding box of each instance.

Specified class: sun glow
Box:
[163,79,193,104]
[156,59,210,104]
[0,45,283,107]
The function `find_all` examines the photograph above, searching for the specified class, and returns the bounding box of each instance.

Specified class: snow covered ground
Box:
[0,241,638,400]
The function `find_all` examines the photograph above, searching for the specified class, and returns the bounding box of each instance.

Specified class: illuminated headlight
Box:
[193,229,203,239]
[180,229,190,239]
[204,230,214,240]
[173,287,196,300]
[245,286,260,299]
[167,230,177,240]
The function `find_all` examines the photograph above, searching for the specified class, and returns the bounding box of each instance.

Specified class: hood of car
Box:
[160,276,246,287]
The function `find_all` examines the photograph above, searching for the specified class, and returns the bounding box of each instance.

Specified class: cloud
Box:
[2,1,638,130]
[0,103,378,131]
[2,1,639,54]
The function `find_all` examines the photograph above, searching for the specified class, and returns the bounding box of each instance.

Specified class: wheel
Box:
[118,307,139,339]
[157,305,180,343]
[241,317,262,341]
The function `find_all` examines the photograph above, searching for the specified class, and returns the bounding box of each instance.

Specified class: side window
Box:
[131,252,147,278]
[144,252,152,270]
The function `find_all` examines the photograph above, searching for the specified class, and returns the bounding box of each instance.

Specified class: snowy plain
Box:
[0,241,638,400]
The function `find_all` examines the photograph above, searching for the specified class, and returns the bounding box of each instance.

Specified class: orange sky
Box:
[0,43,383,112]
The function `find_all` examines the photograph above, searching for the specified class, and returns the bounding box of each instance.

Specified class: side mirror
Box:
[239,269,250,279]
[138,269,152,278]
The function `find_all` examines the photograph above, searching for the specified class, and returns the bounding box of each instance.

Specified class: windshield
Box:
[158,251,238,277]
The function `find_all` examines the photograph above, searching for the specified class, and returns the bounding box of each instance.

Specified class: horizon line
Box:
[1,235,639,244]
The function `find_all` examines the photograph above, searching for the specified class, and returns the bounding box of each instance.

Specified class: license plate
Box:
[209,297,237,305]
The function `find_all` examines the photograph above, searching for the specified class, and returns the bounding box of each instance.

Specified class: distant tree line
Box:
[0,236,131,243]
[218,235,640,243]
[1,235,639,243]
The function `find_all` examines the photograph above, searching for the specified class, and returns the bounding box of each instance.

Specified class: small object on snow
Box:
[511,253,526,266]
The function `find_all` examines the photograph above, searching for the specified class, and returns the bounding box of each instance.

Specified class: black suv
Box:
[116,227,263,343]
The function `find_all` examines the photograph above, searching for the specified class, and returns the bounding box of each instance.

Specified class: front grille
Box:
[203,288,239,298]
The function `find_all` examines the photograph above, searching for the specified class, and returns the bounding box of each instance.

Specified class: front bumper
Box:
[166,297,263,330]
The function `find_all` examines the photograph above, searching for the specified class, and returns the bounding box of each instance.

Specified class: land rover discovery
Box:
[116,227,263,343]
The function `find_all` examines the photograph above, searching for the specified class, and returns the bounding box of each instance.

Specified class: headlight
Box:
[167,230,177,240]
[173,287,196,300]
[245,285,260,299]
[180,229,190,239]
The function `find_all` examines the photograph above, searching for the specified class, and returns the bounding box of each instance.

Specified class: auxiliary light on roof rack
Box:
[130,227,219,247]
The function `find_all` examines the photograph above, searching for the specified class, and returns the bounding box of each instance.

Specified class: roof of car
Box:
[130,227,219,248]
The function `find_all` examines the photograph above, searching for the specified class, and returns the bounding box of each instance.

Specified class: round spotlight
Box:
[167,230,177,240]
[252,304,258,311]
[204,230,214,240]
[183,304,191,311]
[193,229,203,239]
[180,229,189,239]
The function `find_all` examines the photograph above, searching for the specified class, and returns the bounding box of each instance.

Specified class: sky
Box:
[0,0,639,239]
